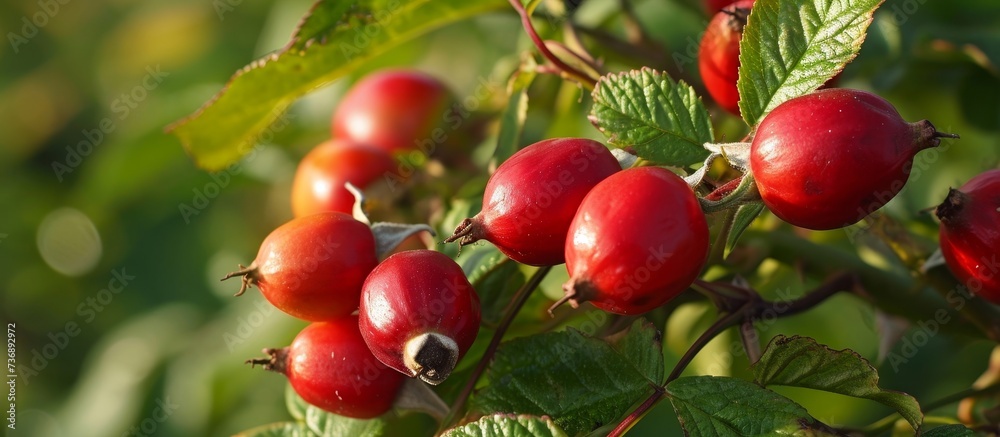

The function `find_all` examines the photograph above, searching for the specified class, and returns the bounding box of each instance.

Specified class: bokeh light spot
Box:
[37,208,102,276]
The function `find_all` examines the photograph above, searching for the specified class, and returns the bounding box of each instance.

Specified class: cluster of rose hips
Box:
[223,71,481,418]
[445,137,708,315]
[222,24,1000,424]
[697,0,999,302]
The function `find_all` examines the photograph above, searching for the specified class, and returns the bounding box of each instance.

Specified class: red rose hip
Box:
[248,317,405,418]
[222,212,378,321]
[332,70,454,155]
[936,169,1000,303]
[699,1,753,115]
[750,88,958,230]
[445,138,621,266]
[556,167,710,315]
[359,250,480,385]
[291,139,399,217]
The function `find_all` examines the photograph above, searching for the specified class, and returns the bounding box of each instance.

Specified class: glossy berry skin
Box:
[332,70,454,155]
[936,169,1000,303]
[253,318,405,418]
[446,138,621,266]
[222,212,378,321]
[751,88,956,230]
[359,250,480,385]
[559,167,710,315]
[291,139,398,217]
[699,1,753,115]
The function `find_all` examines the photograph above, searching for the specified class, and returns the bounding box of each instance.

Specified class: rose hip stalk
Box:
[557,167,710,315]
[936,169,1000,303]
[248,317,404,418]
[751,88,959,230]
[359,250,480,385]
[222,212,378,321]
[445,138,620,266]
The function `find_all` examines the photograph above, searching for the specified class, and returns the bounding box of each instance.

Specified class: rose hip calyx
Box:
[403,332,460,385]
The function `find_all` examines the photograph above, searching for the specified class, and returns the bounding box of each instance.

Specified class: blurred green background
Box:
[1,0,999,435]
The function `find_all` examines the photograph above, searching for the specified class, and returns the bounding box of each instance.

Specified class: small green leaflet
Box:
[751,335,922,432]
[441,414,568,437]
[471,319,663,435]
[285,384,389,436]
[737,0,884,126]
[589,68,713,167]
[727,201,765,253]
[464,248,526,326]
[169,0,507,170]
[666,376,839,436]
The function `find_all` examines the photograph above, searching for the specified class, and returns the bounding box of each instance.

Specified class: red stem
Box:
[507,0,598,88]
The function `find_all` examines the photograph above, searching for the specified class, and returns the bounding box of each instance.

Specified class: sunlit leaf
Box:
[737,0,883,125]
[752,335,922,431]
[169,0,507,170]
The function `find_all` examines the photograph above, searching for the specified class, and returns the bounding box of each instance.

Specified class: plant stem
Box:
[608,274,855,436]
[745,229,989,339]
[708,208,736,266]
[508,0,598,89]
[439,265,552,431]
[924,381,1000,412]
[667,305,749,383]
[607,304,749,437]
[778,273,858,318]
[862,214,1000,341]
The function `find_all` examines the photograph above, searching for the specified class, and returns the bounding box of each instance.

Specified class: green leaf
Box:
[441,414,568,437]
[609,319,666,385]
[751,335,922,432]
[469,256,527,326]
[727,201,765,252]
[287,1,355,52]
[286,384,389,436]
[493,65,537,165]
[169,0,507,170]
[922,424,977,437]
[472,320,663,435]
[463,244,509,285]
[666,376,836,436]
[589,68,713,167]
[233,422,318,437]
[737,0,884,126]
[287,383,309,421]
